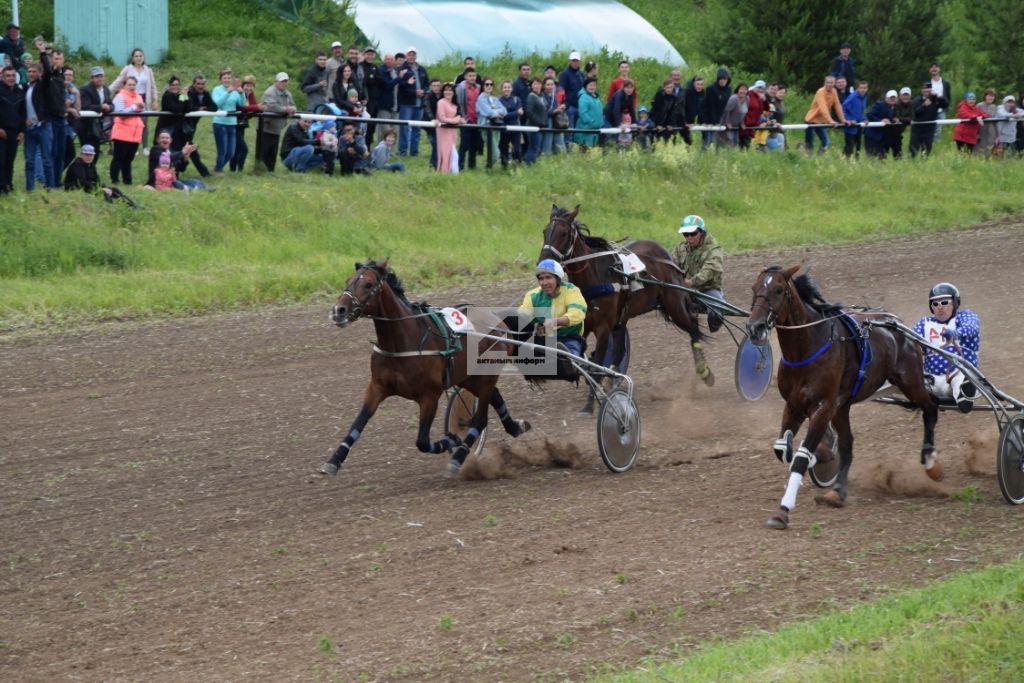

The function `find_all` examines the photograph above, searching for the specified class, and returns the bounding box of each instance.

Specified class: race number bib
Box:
[618,252,646,275]
[441,307,474,334]
[922,319,957,349]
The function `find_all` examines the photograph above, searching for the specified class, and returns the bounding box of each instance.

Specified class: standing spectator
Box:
[974,88,999,158]
[455,68,482,170]
[635,106,655,150]
[512,62,533,159]
[604,79,637,128]
[369,127,405,172]
[830,42,855,85]
[258,72,296,171]
[475,76,506,168]
[0,64,25,194]
[185,74,214,177]
[111,48,157,155]
[211,68,245,172]
[888,87,914,159]
[803,75,845,154]
[669,68,684,96]
[434,82,462,173]
[423,78,443,169]
[498,79,523,165]
[325,41,344,98]
[650,78,681,146]
[524,78,546,164]
[42,48,71,180]
[701,68,732,149]
[717,82,748,147]
[110,75,144,185]
[928,62,951,143]
[376,53,402,128]
[397,47,428,157]
[607,60,637,110]
[343,46,366,101]
[574,77,602,151]
[993,95,1023,157]
[864,90,897,158]
[952,92,985,154]
[280,116,334,174]
[454,56,476,86]
[332,63,365,111]
[61,66,80,167]
[301,52,329,112]
[842,81,869,157]
[741,80,766,150]
[231,75,264,171]
[541,75,566,155]
[78,66,112,159]
[681,75,705,145]
[22,60,55,191]
[156,76,188,151]
[909,82,946,158]
[1,23,25,72]
[833,76,850,104]
[358,47,382,142]
[558,51,584,146]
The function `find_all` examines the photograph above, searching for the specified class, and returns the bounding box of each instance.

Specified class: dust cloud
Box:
[460,438,586,480]
[855,458,952,497]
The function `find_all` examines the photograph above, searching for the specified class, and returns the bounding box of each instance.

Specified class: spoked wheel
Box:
[996,413,1024,505]
[444,387,487,458]
[809,423,841,488]
[596,389,641,473]
[734,335,774,401]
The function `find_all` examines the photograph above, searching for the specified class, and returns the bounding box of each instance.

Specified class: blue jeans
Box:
[804,126,830,152]
[179,178,212,191]
[565,106,578,145]
[24,121,54,191]
[283,145,325,172]
[524,131,542,164]
[213,123,237,172]
[51,118,69,186]
[397,105,423,155]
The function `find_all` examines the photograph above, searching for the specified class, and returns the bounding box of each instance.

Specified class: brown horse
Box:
[320,260,530,478]
[541,205,710,413]
[745,266,940,530]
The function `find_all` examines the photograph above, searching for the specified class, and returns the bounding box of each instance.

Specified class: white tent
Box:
[352,0,685,66]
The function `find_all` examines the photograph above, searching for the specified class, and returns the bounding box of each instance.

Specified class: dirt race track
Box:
[3,222,1024,681]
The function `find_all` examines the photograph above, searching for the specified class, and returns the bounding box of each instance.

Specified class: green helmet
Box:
[678,214,706,235]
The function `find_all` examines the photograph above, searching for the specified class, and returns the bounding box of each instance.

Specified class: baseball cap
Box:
[965,91,976,100]
[1004,95,1016,103]
[275,72,289,82]
[922,82,932,89]
[840,41,851,48]
[90,66,105,77]
[569,51,581,61]
[80,144,96,155]
[330,41,342,48]
[638,105,649,113]
[885,89,897,98]
[406,46,417,54]
[899,87,911,96]
[751,80,766,90]
[363,46,376,54]
[6,23,19,31]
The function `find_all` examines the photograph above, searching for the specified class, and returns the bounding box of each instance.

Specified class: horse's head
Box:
[331,259,390,327]
[746,265,800,345]
[540,203,581,262]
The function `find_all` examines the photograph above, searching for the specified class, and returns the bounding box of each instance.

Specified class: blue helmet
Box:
[535,259,565,281]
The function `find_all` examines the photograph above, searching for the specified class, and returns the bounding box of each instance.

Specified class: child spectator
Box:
[635,106,655,150]
[370,128,405,172]
[617,110,633,149]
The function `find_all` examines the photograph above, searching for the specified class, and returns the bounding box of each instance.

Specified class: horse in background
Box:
[322,259,530,478]
[746,265,940,530]
[541,204,710,413]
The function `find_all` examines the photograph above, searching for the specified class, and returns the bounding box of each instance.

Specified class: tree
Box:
[853,0,947,95]
[956,0,1024,93]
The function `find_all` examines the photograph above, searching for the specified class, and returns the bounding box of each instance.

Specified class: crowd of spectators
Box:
[3,25,1024,199]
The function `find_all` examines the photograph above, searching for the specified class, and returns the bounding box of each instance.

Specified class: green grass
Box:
[3,144,1024,332]
[602,559,1024,682]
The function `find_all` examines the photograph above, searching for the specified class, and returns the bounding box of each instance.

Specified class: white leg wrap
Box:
[781,471,803,511]
[923,450,939,471]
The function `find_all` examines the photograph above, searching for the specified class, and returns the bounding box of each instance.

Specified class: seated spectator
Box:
[336,122,369,175]
[147,129,210,191]
[369,127,405,172]
[150,151,188,191]
[63,144,136,206]
[281,116,335,174]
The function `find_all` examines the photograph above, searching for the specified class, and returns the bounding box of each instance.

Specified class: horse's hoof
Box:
[815,489,845,508]
[319,462,339,476]
[765,510,789,530]
[578,408,594,417]
[517,419,532,436]
[697,365,715,387]
[925,460,944,482]
[443,461,462,479]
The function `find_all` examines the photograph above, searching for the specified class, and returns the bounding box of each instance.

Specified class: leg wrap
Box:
[780,447,815,511]
[773,430,794,464]
[429,436,457,454]
[329,429,361,465]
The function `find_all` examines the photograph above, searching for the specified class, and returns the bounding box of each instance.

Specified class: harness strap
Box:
[372,345,448,357]
[561,249,621,265]
[780,339,834,367]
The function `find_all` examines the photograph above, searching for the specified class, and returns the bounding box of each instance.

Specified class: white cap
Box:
[275,72,289,82]
[330,41,342,48]
[899,87,911,96]
[751,79,766,90]
[569,51,581,61]
[406,45,417,54]
[1004,95,1016,103]
[885,89,897,98]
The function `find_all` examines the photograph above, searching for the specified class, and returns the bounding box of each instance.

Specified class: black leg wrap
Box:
[429,436,456,454]
[452,445,470,466]
[329,442,351,467]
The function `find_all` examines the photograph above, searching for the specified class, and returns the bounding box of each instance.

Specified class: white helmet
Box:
[535,258,565,281]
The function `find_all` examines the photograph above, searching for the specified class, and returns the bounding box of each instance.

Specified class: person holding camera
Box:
[909,82,947,158]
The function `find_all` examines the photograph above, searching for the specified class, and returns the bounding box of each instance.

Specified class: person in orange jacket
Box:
[803,75,846,154]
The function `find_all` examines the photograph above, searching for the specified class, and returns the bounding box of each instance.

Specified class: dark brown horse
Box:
[541,205,709,413]
[745,266,940,530]
[320,260,530,478]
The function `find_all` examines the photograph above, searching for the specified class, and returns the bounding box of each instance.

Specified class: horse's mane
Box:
[364,259,411,305]
[551,206,614,252]
[766,266,845,316]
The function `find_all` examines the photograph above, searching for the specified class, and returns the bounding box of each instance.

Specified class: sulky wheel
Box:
[596,389,641,473]
[997,413,1024,505]
[808,422,841,488]
[444,387,487,458]
[734,335,774,401]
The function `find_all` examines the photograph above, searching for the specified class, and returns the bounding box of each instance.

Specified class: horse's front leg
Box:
[319,382,386,475]
[490,387,531,437]
[413,393,459,454]
[767,399,836,529]
[446,382,495,477]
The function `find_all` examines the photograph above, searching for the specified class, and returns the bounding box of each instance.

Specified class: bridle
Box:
[334,266,384,325]
[541,213,580,261]
[749,270,787,332]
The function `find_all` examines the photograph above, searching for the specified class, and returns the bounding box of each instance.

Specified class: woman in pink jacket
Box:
[952,92,986,153]
[110,76,145,185]
[434,82,463,173]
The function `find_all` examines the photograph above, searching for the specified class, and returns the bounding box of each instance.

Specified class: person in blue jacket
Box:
[842,81,868,157]
[864,89,897,158]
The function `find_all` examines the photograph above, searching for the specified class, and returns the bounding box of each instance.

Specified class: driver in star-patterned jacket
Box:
[913,282,980,413]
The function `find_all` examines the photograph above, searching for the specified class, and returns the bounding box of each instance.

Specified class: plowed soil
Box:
[2,223,1023,681]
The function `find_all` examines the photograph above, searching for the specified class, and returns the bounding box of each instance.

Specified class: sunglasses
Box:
[930,299,952,307]
[483,82,493,86]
